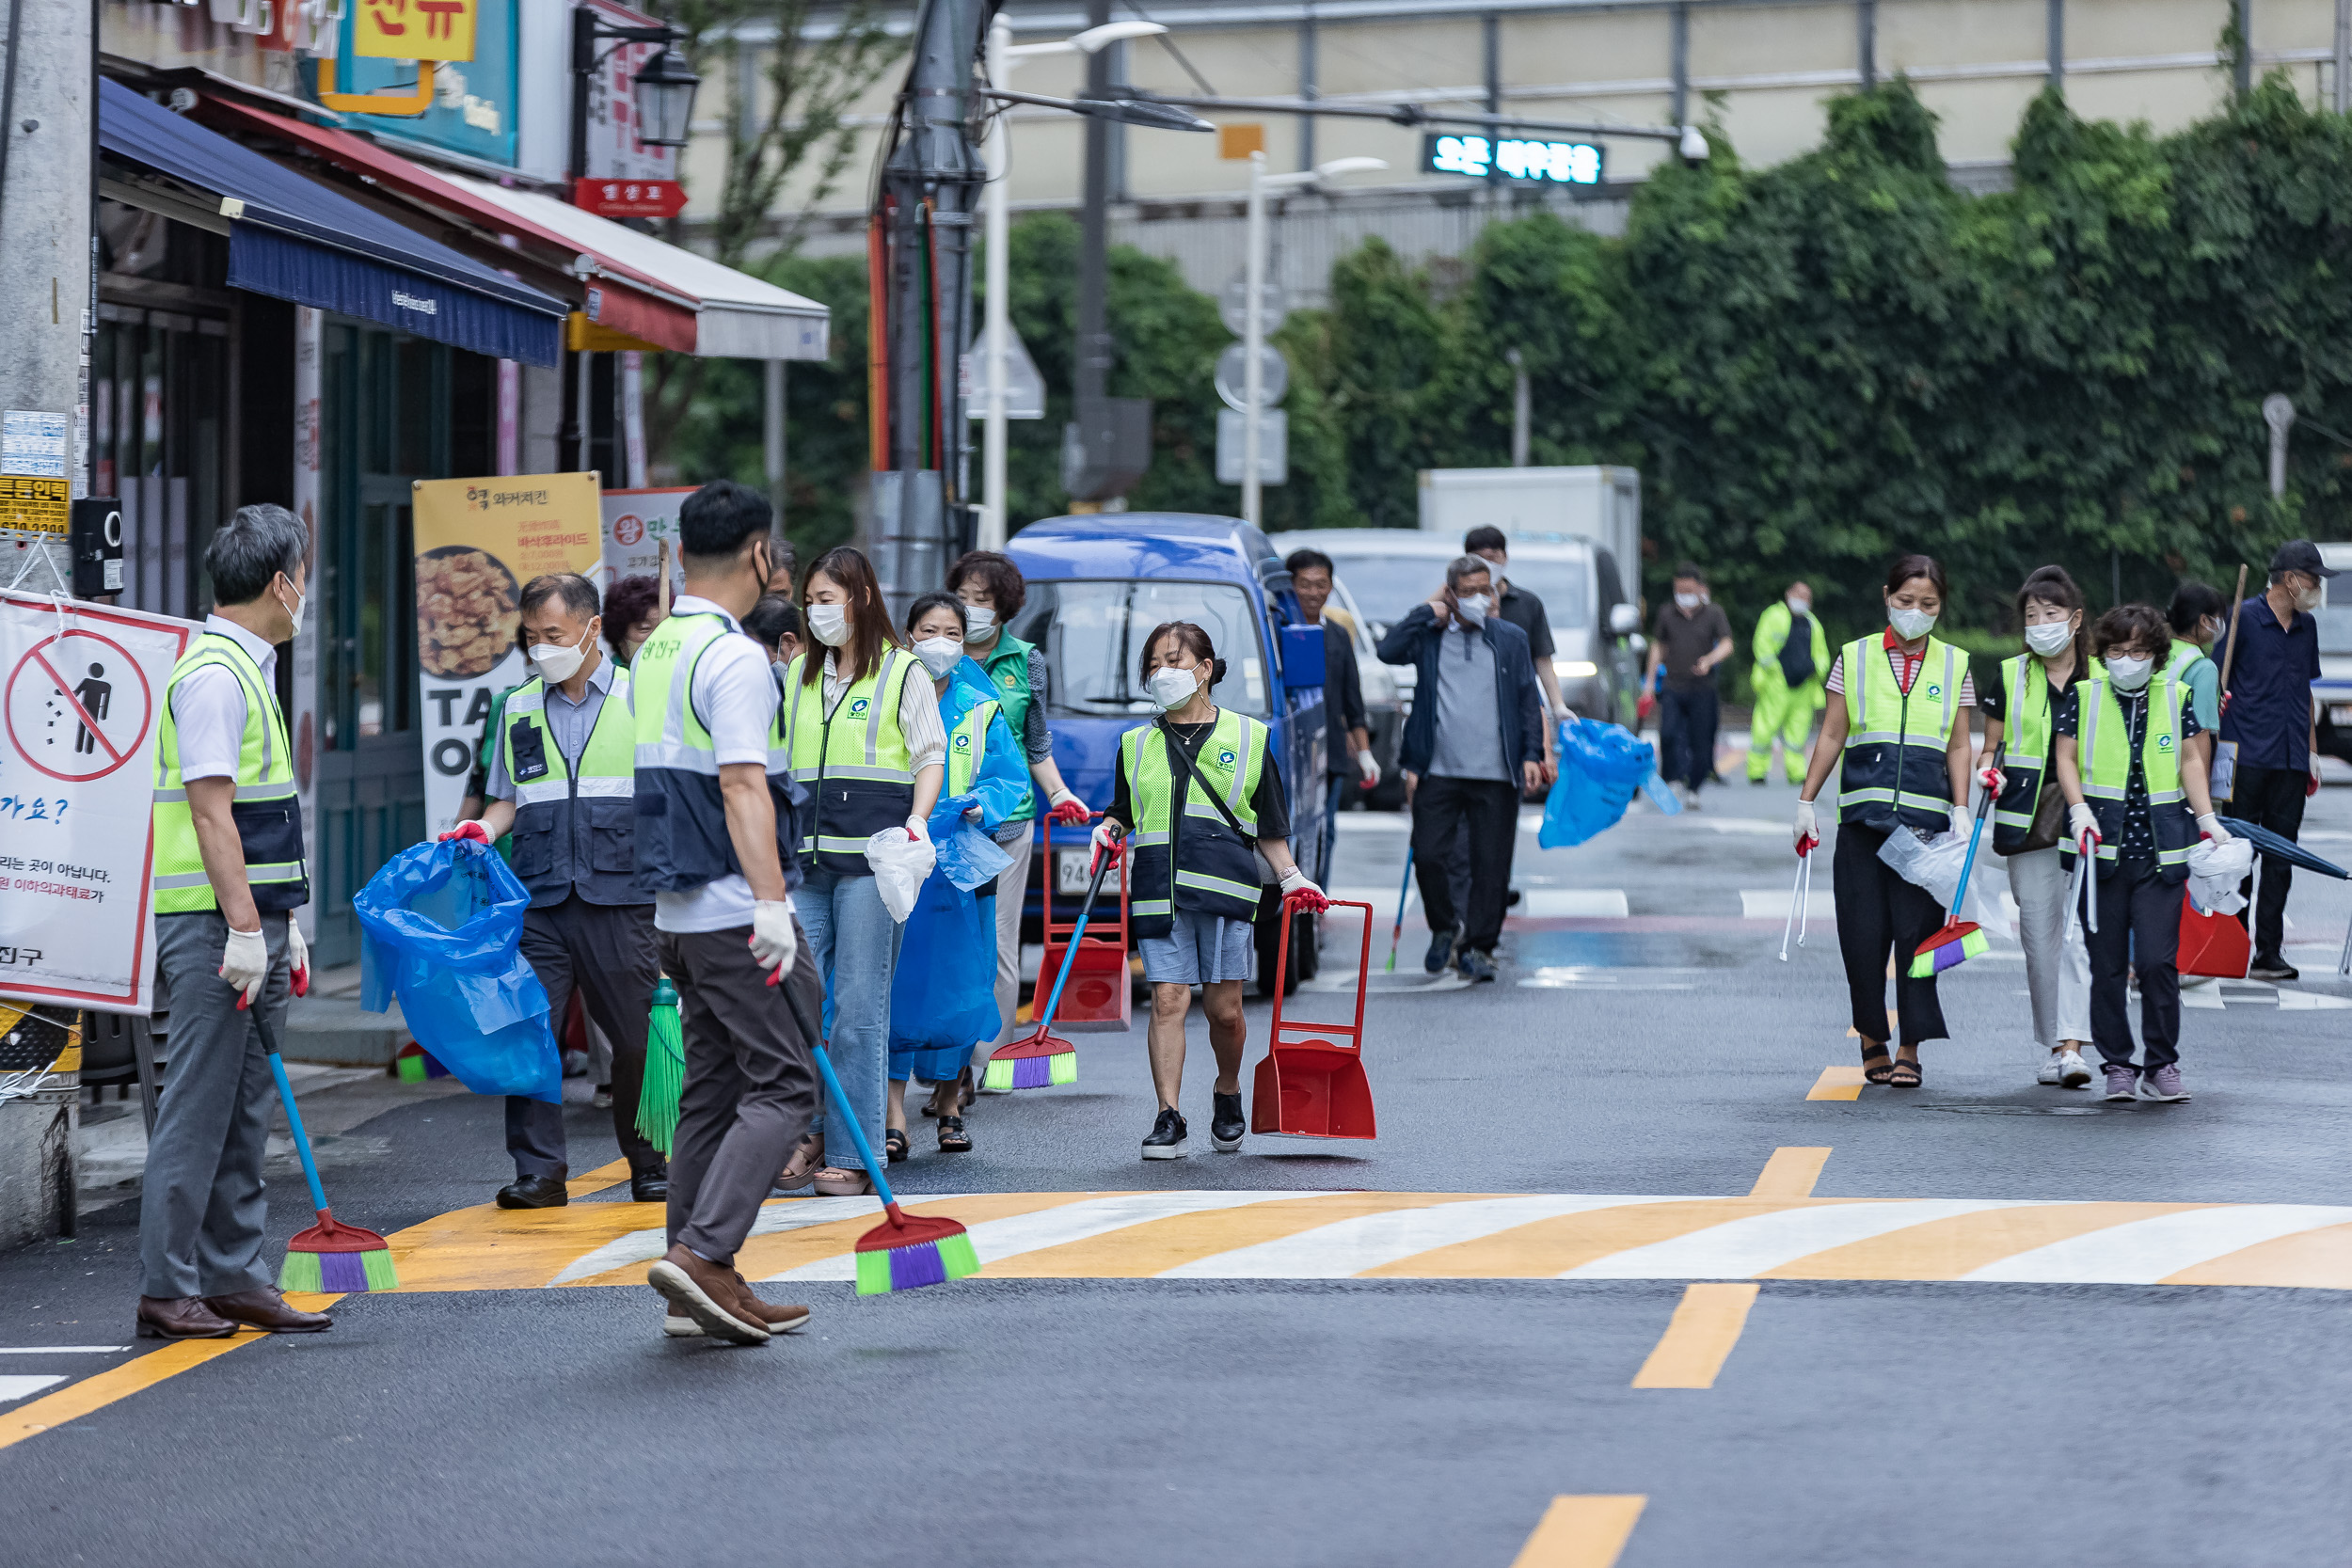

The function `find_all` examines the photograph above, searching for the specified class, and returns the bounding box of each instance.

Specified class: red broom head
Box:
[289,1208,390,1252]
[281,1209,399,1292]
[990,1028,1074,1061]
[853,1204,980,1294]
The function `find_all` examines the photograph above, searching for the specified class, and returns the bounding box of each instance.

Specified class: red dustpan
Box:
[2179,888,2250,979]
[1251,898,1376,1140]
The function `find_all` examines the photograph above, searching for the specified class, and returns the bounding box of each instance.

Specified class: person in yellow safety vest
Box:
[1977,566,2096,1090]
[777,545,946,1197]
[1746,579,1829,784]
[2164,580,2228,779]
[441,573,670,1208]
[884,593,1029,1158]
[2054,602,2232,1106]
[137,504,331,1340]
[1793,554,1976,1090]
[1093,622,1331,1161]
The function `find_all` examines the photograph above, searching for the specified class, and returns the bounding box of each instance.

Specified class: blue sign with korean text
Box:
[319,0,518,168]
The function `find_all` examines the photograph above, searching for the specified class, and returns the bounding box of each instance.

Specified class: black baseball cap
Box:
[2270,539,2340,579]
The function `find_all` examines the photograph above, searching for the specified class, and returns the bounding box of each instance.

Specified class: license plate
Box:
[1057,849,1092,895]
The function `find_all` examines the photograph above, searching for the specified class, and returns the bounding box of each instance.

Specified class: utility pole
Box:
[1072,0,1113,504]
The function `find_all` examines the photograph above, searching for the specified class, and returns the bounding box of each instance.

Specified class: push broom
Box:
[983,850,1117,1091]
[250,988,398,1293]
[774,982,977,1296]
[1909,746,2001,979]
[1384,845,1416,973]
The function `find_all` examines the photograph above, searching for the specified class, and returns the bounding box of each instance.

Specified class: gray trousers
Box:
[659,921,820,1267]
[506,896,663,1180]
[138,910,292,1300]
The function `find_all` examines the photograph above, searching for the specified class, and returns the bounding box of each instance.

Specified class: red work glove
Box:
[2309,758,2324,799]
[1089,821,1124,873]
[440,819,492,845]
[1978,765,2005,796]
[1636,690,1656,722]
[1278,869,1330,913]
[1046,793,1091,827]
[288,920,310,999]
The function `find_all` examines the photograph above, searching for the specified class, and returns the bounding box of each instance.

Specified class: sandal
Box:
[1859,1040,1896,1085]
[813,1166,873,1196]
[884,1128,910,1164]
[1888,1053,1923,1088]
[936,1115,972,1154]
[774,1133,824,1191]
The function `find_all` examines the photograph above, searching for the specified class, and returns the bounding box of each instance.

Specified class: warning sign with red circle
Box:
[6,627,154,782]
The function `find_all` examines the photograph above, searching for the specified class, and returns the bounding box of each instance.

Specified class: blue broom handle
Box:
[775,981,901,1210]
[1034,853,1112,1033]
[1391,844,1415,945]
[251,999,332,1215]
[1949,744,2003,917]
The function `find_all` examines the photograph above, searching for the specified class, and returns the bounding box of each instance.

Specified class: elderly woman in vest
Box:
[1976,566,2096,1090]
[776,547,946,1196]
[1793,555,1977,1089]
[884,592,1026,1158]
[2054,604,2232,1104]
[1092,622,1329,1160]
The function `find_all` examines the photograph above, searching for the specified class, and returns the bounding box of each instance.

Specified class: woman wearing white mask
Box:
[2054,604,2228,1103]
[944,550,1089,1105]
[1977,566,2096,1088]
[1093,623,1330,1160]
[775,547,946,1196]
[882,594,1028,1157]
[1795,554,1976,1088]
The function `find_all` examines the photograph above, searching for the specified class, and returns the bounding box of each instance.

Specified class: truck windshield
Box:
[1323,552,1589,633]
[1008,579,1270,719]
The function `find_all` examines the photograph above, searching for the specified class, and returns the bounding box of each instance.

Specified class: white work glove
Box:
[2068,802,2101,848]
[287,919,310,998]
[750,898,798,983]
[1356,750,1381,788]
[219,924,268,1009]
[1792,799,1819,854]
[904,813,930,843]
[2197,813,2232,845]
[1948,803,1971,840]
[1278,866,1331,912]
[2312,756,2325,799]
[1089,820,1124,873]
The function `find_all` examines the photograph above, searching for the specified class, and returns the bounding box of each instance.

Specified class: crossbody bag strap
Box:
[1156,718,1252,838]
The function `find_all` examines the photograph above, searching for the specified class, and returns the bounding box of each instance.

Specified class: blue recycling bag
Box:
[929,790,1014,893]
[1540,719,1659,848]
[356,838,561,1103]
[888,865,1002,1079]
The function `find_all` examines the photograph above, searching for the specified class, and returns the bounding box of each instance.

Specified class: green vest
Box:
[946,696,1000,798]
[1835,635,1961,833]
[151,631,308,914]
[499,666,643,907]
[1120,707,1268,935]
[629,611,798,893]
[780,646,920,874]
[1991,653,2061,854]
[977,632,1040,822]
[2065,673,2196,882]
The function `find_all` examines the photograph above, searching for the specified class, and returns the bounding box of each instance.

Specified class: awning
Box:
[441,176,832,362]
[189,92,701,356]
[98,79,564,367]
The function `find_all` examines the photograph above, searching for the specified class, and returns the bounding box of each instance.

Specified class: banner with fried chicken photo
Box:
[411,473,604,838]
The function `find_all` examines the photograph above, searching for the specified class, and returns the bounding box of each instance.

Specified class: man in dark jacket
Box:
[1287,548,1376,885]
[1376,555,1546,982]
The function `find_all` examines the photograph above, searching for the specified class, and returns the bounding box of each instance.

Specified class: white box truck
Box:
[1417,465,1642,570]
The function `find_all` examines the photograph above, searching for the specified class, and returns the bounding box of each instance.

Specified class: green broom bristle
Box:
[278,1250,323,1292]
[637,1002,685,1155]
[1049,1052,1077,1086]
[981,1056,1013,1091]
[361,1248,400,1291]
[854,1249,894,1296]
[934,1229,980,1279]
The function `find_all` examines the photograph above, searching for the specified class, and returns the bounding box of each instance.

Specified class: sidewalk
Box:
[283,961,411,1067]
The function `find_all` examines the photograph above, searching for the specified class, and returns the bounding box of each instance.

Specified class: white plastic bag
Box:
[865,826,937,923]
[2186,835,2253,916]
[1877,827,2011,936]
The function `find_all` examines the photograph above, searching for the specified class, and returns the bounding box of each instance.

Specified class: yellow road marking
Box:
[731,1192,1095,1286]
[1359,1196,1869,1279]
[1750,1148,1829,1197]
[0,1293,346,1452]
[1807,1067,1864,1100]
[1759,1202,2217,1280]
[1510,1495,1647,1567]
[2164,1219,2352,1288]
[1631,1282,1759,1388]
[982,1191,1486,1279]
[565,1158,633,1198]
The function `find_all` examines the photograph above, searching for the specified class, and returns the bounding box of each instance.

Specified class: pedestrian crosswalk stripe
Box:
[1739,888,1838,920]
[368,1190,2352,1293]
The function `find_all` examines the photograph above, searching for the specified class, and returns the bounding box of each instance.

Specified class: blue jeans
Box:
[798,866,902,1175]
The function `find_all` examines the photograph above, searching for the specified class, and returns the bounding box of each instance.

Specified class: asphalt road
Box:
[5,774,2352,1565]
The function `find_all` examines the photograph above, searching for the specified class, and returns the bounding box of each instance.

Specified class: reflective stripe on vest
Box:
[946,697,998,798]
[1121,709,1266,933]
[628,611,799,894]
[2074,673,2194,870]
[1991,653,2058,851]
[779,647,919,873]
[501,668,644,904]
[151,632,307,914]
[1835,635,1958,832]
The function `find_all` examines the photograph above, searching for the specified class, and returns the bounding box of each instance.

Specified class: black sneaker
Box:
[2249,958,2300,982]
[1211,1092,1246,1152]
[1423,926,1459,974]
[1456,948,1498,983]
[1141,1107,1189,1160]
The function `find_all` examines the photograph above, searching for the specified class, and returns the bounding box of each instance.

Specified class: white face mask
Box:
[1456,593,1491,626]
[1888,605,1936,641]
[278,576,306,640]
[1147,665,1204,712]
[2024,621,2074,657]
[2296,584,2326,613]
[2105,653,2154,691]
[1674,592,1702,610]
[914,636,962,678]
[1786,596,1810,618]
[807,603,852,647]
[2202,616,2224,644]
[961,604,996,634]
[530,623,593,685]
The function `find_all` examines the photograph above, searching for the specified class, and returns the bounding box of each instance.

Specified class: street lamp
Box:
[631,46,703,150]
[1242,154,1388,525]
[978,19,1166,547]
[569,12,701,182]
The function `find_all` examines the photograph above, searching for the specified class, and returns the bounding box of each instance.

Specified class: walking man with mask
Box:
[2219,540,2335,979]
[1645,563,1734,808]
[1747,580,1829,784]
[444,572,668,1208]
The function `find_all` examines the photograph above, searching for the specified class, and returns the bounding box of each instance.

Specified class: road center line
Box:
[1806,1067,1864,1101]
[1751,1148,1830,1197]
[1510,1495,1647,1567]
[1631,1283,1761,1389]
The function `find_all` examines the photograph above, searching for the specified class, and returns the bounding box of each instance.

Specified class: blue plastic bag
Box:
[356,838,561,1103]
[928,791,1014,893]
[888,870,1001,1066]
[1540,720,1659,848]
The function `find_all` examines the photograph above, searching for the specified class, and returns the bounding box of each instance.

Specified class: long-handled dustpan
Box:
[983,846,1116,1090]
[1251,899,1376,1140]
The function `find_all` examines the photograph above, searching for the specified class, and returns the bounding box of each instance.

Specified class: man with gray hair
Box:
[1375,554,1546,982]
[138,503,329,1338]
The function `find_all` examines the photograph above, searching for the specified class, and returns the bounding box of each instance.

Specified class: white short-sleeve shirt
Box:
[639,596,786,934]
[170,615,281,784]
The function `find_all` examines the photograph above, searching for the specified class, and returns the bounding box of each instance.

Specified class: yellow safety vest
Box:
[151,632,307,915]
[779,647,919,874]
[1120,707,1268,934]
[1835,635,1960,833]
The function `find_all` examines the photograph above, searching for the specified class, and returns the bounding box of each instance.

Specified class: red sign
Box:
[574,178,688,219]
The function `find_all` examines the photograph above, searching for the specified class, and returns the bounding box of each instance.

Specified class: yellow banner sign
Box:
[0,477,68,535]
[355,0,478,62]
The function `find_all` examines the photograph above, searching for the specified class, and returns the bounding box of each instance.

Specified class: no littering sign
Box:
[5,628,152,784]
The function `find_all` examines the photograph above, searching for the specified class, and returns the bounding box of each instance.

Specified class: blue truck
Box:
[1005,513,1330,996]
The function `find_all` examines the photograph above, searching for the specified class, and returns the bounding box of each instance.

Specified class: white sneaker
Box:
[2056,1050,2092,1089]
[2037,1053,2062,1085]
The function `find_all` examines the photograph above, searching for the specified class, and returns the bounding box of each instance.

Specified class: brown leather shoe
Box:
[730,1271,810,1333]
[136,1296,237,1339]
[646,1243,768,1345]
[203,1286,333,1333]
